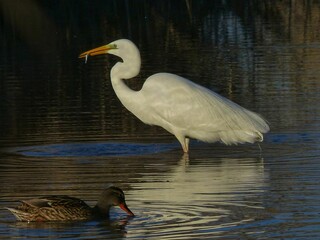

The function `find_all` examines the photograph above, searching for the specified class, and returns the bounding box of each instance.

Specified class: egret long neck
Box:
[110,62,141,110]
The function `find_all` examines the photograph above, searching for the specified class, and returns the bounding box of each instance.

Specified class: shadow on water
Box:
[7,142,179,157]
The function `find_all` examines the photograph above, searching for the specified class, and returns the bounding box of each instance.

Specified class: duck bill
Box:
[119,203,134,216]
[78,44,117,59]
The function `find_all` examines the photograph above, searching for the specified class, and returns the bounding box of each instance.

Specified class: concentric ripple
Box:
[125,202,266,239]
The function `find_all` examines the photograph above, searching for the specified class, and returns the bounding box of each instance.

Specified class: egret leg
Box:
[181,138,189,153]
[183,138,189,153]
[176,136,189,153]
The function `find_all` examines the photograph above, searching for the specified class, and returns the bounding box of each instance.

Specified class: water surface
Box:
[1,1,320,239]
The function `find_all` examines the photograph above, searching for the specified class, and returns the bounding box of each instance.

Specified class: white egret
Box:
[79,39,269,153]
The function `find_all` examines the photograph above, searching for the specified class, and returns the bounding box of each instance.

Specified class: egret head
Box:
[79,39,141,78]
[79,42,117,60]
[79,39,139,62]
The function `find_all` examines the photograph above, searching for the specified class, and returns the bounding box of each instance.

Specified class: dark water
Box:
[1,0,320,239]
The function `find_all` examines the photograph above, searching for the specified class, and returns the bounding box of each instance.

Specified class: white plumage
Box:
[79,39,269,153]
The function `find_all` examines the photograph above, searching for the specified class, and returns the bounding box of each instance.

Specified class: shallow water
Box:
[1,1,320,239]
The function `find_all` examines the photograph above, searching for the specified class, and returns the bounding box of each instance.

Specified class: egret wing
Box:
[141,73,269,144]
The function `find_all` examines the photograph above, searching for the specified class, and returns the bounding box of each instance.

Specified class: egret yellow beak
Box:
[78,44,118,59]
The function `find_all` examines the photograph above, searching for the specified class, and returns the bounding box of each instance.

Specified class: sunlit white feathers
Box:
[79,39,269,153]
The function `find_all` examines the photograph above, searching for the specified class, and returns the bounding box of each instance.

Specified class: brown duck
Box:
[6,186,134,222]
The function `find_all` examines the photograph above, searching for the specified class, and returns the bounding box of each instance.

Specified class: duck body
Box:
[6,186,134,222]
[7,195,93,221]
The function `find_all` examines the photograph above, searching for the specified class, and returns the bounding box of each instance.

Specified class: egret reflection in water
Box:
[133,156,266,203]
[127,156,267,238]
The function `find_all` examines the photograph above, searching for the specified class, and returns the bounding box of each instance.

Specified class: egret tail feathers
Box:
[223,130,265,145]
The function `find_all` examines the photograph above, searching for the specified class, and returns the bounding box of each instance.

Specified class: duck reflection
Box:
[9,216,131,239]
